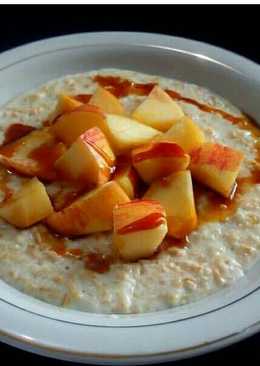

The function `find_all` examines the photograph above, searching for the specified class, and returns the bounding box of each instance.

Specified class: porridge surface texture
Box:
[0,69,259,313]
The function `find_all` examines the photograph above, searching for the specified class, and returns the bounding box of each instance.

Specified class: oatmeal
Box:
[0,69,259,313]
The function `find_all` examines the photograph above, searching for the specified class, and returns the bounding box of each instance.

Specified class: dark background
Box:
[0,4,259,365]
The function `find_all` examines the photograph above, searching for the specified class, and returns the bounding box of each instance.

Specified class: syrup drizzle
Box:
[117,212,165,235]
[0,74,259,272]
[3,123,36,145]
[93,75,260,137]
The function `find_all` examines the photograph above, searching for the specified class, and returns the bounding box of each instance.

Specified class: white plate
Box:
[0,32,260,364]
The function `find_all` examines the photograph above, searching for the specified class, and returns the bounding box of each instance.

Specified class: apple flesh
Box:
[0,177,53,228]
[52,107,160,153]
[46,181,129,236]
[158,116,205,153]
[190,142,244,197]
[132,141,190,183]
[50,94,83,121]
[51,104,108,145]
[113,199,168,261]
[55,128,113,187]
[132,85,184,131]
[0,128,65,181]
[82,126,115,165]
[89,86,125,115]
[145,170,197,238]
[113,164,139,199]
[105,114,161,154]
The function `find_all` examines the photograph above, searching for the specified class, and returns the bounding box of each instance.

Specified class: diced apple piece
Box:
[0,177,53,228]
[113,200,168,261]
[158,116,205,153]
[132,85,184,131]
[113,164,139,199]
[52,107,160,154]
[145,171,197,238]
[48,94,83,123]
[89,86,125,115]
[0,129,65,181]
[82,127,115,165]
[190,142,244,197]
[51,104,108,145]
[51,94,83,121]
[132,141,190,183]
[55,129,112,187]
[105,114,161,154]
[46,181,129,236]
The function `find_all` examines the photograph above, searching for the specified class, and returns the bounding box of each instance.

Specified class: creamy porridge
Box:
[0,69,259,314]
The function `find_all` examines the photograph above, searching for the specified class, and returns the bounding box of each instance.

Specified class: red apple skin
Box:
[54,130,112,187]
[190,142,244,197]
[46,181,130,236]
[112,155,139,199]
[132,141,190,183]
[51,104,108,146]
[113,199,168,261]
[80,127,115,165]
[190,143,243,171]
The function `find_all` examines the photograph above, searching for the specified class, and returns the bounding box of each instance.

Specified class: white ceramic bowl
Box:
[0,32,260,364]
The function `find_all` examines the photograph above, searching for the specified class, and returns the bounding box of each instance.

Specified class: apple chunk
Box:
[105,114,161,154]
[55,128,114,187]
[0,129,65,181]
[46,181,129,236]
[0,177,53,228]
[190,142,244,197]
[113,163,139,199]
[89,86,125,115]
[132,85,184,131]
[52,107,160,153]
[50,94,83,121]
[145,171,197,238]
[82,126,115,165]
[158,116,205,153]
[51,104,108,145]
[113,200,168,261]
[132,141,190,183]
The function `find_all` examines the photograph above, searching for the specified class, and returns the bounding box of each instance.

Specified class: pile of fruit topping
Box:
[0,83,244,262]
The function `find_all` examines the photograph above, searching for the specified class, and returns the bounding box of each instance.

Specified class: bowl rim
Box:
[1,31,259,75]
[0,31,260,364]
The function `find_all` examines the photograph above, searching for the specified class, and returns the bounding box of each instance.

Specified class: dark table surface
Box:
[0,4,259,365]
